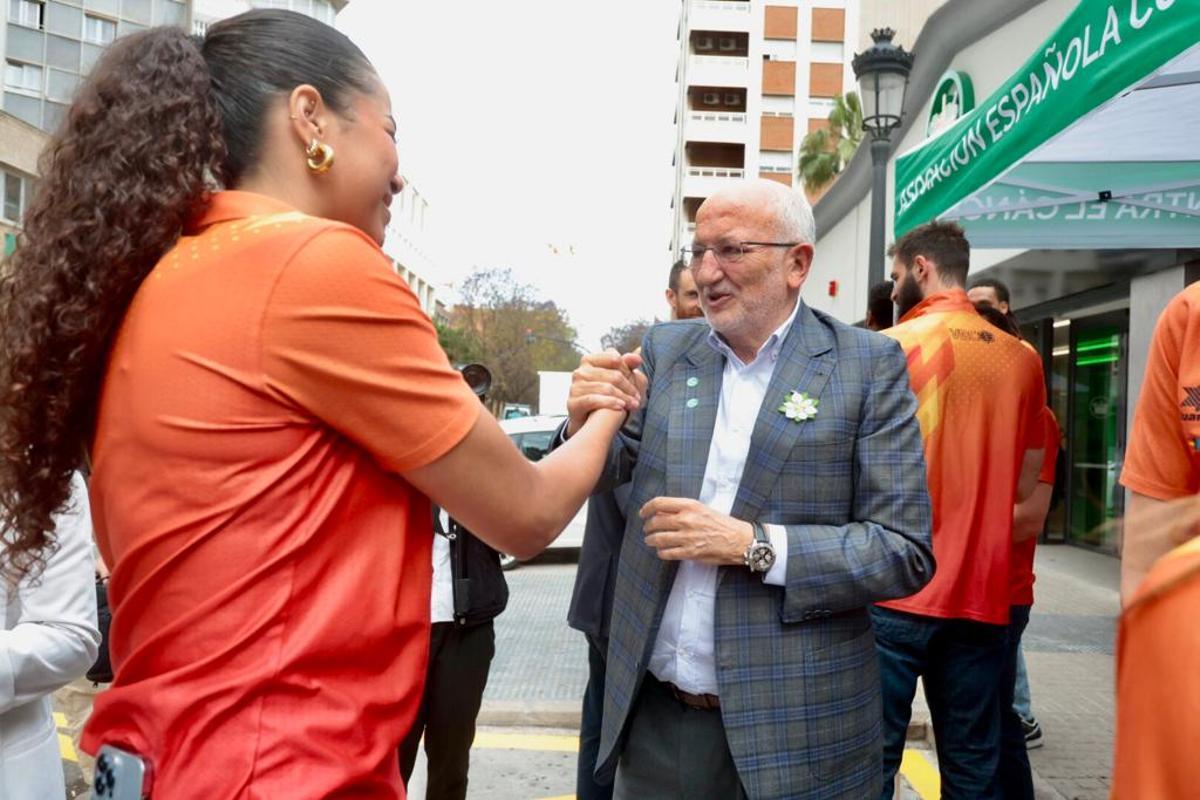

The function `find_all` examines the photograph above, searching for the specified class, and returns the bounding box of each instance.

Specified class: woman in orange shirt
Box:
[0,10,641,799]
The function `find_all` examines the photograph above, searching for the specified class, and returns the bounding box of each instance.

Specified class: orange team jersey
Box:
[81,191,481,799]
[1120,281,1200,499]
[1112,533,1200,799]
[880,289,1046,625]
[1010,409,1060,607]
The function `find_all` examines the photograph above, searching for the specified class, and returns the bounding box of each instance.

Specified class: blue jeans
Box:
[577,634,614,800]
[872,606,1008,800]
[1012,645,1032,720]
[999,605,1034,799]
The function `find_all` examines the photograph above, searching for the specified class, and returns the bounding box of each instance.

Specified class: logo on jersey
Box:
[1182,387,1200,422]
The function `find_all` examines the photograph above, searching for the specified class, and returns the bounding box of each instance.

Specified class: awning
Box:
[894,0,1200,248]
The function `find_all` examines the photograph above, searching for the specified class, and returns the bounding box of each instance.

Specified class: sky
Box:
[338,2,683,349]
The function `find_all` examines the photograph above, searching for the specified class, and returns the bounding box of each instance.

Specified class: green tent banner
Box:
[894,0,1200,237]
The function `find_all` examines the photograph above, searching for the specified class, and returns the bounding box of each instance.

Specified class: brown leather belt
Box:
[663,680,721,711]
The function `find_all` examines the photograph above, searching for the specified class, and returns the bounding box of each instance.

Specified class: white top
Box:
[0,472,100,799]
[647,300,796,696]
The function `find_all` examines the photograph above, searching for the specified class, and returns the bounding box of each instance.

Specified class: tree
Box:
[435,319,482,366]
[450,268,581,413]
[601,319,655,354]
[797,92,864,194]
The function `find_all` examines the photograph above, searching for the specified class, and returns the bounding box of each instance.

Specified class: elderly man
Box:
[561,180,934,799]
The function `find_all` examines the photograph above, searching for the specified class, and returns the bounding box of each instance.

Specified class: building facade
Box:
[3,0,189,133]
[191,0,342,36]
[384,180,443,321]
[810,0,1200,554]
[670,0,861,253]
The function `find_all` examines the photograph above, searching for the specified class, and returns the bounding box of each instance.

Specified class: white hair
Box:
[765,182,816,244]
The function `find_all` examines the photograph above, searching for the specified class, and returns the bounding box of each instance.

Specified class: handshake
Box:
[565,349,649,439]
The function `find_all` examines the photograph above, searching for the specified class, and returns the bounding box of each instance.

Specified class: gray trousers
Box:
[614,676,747,800]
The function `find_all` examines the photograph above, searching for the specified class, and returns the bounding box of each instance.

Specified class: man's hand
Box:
[640,497,754,566]
[566,350,647,438]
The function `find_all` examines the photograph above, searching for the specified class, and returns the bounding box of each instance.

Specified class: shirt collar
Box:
[186,190,302,234]
[707,295,802,368]
[897,288,975,324]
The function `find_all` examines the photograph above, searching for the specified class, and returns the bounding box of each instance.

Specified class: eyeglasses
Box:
[680,241,800,267]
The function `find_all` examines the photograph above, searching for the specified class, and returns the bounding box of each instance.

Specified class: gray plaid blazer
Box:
[593,301,934,800]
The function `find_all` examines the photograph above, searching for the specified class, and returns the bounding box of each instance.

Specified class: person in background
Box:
[1111,280,1200,796]
[570,259,704,800]
[973,301,1058,797]
[865,280,895,332]
[0,12,642,797]
[876,222,1046,799]
[400,374,509,800]
[968,276,1012,316]
[0,473,100,799]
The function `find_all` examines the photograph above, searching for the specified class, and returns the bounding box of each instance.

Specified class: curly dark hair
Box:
[0,10,374,583]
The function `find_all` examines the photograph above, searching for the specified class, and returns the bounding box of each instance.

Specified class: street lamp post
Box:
[852,28,914,300]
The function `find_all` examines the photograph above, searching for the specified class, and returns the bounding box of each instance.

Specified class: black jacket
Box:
[435,510,508,627]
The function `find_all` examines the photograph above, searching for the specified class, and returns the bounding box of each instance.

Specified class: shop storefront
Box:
[810,0,1200,554]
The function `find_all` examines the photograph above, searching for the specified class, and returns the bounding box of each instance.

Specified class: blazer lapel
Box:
[729,301,836,524]
[666,337,724,499]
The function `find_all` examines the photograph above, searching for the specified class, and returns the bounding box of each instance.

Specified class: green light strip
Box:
[1075,336,1119,353]
[1076,354,1118,367]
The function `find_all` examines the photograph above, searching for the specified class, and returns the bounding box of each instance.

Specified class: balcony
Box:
[687,110,748,144]
[688,54,751,88]
[688,0,752,33]
[683,165,746,197]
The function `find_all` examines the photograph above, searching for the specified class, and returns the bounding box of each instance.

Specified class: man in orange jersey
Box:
[873,221,1046,799]
[1118,280,1200,600]
[1112,280,1200,796]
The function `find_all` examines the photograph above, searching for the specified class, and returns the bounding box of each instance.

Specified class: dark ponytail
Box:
[0,10,373,582]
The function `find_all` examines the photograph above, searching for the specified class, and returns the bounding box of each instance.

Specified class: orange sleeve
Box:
[1039,409,1060,485]
[260,227,479,474]
[1121,295,1193,500]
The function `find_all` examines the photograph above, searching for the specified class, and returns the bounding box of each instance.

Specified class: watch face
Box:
[749,542,776,573]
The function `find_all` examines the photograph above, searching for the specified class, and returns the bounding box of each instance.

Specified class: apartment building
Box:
[191,0,343,36]
[385,181,443,321]
[670,0,860,252]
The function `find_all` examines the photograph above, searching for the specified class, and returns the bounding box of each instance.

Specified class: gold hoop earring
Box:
[305,138,334,174]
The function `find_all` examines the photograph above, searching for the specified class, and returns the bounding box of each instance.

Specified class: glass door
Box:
[1065,311,1128,552]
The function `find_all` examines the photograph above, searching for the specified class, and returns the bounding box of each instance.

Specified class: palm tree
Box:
[796,92,864,194]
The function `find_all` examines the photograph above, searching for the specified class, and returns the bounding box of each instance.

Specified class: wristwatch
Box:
[743,521,776,574]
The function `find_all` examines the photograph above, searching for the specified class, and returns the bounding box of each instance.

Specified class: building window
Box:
[2,170,29,224]
[8,0,44,29]
[4,60,43,95]
[83,14,117,45]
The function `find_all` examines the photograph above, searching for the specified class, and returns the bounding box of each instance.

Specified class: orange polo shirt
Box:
[1010,409,1060,607]
[81,191,479,798]
[1112,533,1200,799]
[1121,281,1200,500]
[880,290,1046,625]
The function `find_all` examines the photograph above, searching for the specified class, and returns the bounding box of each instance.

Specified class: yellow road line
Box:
[59,733,78,762]
[472,732,580,753]
[900,748,941,799]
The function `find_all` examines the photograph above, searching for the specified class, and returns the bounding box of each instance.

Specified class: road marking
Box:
[472,732,580,752]
[470,731,938,799]
[900,748,940,799]
[55,713,78,762]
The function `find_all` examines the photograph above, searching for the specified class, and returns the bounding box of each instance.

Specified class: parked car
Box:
[496,415,587,569]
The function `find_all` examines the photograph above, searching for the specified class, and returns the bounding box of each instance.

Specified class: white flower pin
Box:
[778,391,818,423]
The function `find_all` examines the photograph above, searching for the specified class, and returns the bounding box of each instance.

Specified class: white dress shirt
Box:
[647,300,798,695]
[430,509,455,624]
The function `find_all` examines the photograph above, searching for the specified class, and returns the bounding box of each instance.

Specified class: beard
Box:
[894,273,925,321]
[675,303,703,320]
